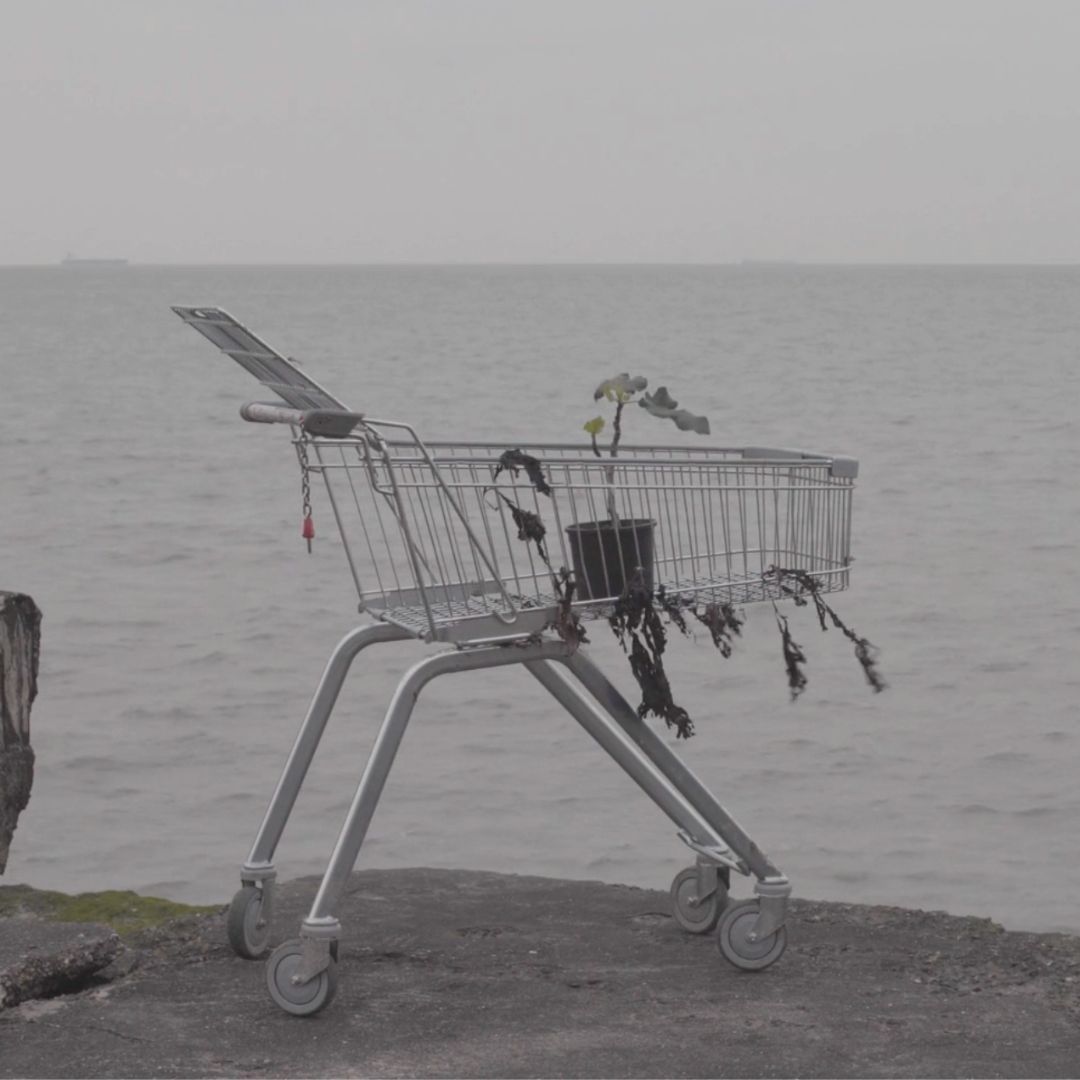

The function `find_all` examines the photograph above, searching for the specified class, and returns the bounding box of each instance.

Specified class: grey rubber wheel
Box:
[670,866,726,934]
[226,885,271,960]
[716,900,788,971]
[266,940,339,1016]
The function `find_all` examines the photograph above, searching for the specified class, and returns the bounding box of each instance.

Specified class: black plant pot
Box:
[565,518,656,601]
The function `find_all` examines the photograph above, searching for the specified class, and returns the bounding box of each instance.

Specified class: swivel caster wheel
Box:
[670,866,727,934]
[226,884,271,960]
[716,900,787,971]
[266,939,339,1016]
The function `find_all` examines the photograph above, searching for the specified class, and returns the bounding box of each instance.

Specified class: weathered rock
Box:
[0,920,120,1009]
[0,591,41,873]
[0,746,34,874]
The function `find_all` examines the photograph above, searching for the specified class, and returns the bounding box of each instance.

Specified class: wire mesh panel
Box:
[304,426,855,644]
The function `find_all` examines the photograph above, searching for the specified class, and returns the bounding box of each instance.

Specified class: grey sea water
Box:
[1,265,1078,933]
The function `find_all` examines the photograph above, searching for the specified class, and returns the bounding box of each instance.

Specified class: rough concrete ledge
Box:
[1,868,1078,1079]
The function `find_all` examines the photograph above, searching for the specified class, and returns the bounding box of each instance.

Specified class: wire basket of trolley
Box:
[173,305,874,1016]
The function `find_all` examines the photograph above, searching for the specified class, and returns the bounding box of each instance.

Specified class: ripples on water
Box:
[2,265,1078,932]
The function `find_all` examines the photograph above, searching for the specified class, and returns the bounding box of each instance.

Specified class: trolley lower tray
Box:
[369,566,848,643]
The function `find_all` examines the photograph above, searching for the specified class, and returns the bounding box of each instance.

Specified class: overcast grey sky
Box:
[3,0,1078,264]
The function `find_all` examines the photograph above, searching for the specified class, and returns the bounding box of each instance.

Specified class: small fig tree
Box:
[585,374,710,523]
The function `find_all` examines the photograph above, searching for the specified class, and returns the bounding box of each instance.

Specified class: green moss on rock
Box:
[0,885,219,937]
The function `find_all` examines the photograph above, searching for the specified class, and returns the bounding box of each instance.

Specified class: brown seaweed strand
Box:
[492,449,552,496]
[627,636,694,739]
[655,586,689,637]
[609,575,694,739]
[552,567,588,647]
[773,603,809,701]
[767,566,887,694]
[492,491,548,563]
[692,602,744,658]
[490,474,588,648]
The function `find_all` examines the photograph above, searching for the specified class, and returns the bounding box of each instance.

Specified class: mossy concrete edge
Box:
[0,884,220,939]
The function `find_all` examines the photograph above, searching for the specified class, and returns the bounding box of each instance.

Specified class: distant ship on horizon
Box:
[61,254,129,267]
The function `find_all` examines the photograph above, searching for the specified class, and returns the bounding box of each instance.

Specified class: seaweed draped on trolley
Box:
[172,305,863,1017]
[311,435,856,646]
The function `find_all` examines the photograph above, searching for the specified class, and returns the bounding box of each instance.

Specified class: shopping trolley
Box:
[173,305,859,1016]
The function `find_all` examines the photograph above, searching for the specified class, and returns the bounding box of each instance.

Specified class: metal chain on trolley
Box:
[295,435,315,553]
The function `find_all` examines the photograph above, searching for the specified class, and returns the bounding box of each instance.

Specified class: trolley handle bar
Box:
[240,402,366,439]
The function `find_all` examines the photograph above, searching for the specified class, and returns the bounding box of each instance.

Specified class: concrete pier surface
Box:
[1,867,1078,1078]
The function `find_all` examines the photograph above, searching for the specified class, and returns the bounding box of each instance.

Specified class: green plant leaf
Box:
[593,374,647,402]
[638,387,711,435]
[583,416,605,436]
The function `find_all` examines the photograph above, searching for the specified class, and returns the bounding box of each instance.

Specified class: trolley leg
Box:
[228,621,413,960]
[240,621,412,883]
[228,622,412,960]
[295,640,574,950]
[523,660,728,851]
[551,650,792,948]
[555,649,785,883]
[277,640,576,998]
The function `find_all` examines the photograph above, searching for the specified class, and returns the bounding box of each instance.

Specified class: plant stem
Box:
[605,399,625,524]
